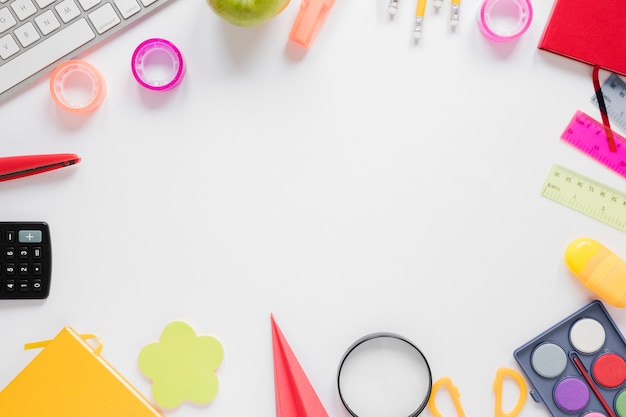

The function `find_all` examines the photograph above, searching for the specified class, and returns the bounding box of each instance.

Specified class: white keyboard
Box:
[0,0,173,102]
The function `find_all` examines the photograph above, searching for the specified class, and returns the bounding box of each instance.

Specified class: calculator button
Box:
[5,230,15,243]
[33,263,42,275]
[19,263,28,275]
[4,280,15,291]
[5,263,15,275]
[33,247,42,259]
[18,280,28,291]
[32,280,42,291]
[4,247,15,259]
[19,247,28,259]
[18,230,42,243]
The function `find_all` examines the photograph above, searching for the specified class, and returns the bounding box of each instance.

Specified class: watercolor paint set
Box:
[514,300,626,417]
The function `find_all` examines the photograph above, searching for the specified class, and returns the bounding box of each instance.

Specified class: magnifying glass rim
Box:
[337,332,433,417]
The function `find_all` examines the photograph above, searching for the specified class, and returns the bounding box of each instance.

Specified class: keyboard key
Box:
[15,21,40,47]
[35,0,56,7]
[0,18,95,95]
[0,33,19,59]
[88,3,120,34]
[114,0,140,18]
[77,0,101,11]
[35,9,61,35]
[0,6,17,32]
[10,0,37,20]
[55,0,81,23]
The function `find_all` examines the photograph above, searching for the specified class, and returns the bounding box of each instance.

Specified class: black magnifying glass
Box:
[337,333,433,417]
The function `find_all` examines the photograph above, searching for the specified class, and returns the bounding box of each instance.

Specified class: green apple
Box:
[207,0,291,27]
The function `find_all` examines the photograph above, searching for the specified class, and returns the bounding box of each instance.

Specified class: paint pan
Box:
[514,301,626,417]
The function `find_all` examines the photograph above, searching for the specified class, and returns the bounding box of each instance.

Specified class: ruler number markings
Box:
[541,164,626,231]
[561,111,626,178]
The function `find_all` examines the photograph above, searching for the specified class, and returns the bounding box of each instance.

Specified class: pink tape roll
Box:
[478,0,533,42]
[49,60,106,112]
[131,38,185,91]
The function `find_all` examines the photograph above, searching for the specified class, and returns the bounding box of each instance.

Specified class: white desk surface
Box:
[1,0,626,416]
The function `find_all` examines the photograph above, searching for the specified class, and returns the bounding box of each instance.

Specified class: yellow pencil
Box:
[412,0,427,39]
[450,0,460,27]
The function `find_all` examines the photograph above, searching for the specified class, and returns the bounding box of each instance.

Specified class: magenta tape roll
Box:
[477,0,533,42]
[131,38,185,91]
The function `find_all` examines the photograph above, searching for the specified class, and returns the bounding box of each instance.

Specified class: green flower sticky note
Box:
[138,321,224,409]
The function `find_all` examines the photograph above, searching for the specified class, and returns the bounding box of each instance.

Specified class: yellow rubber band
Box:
[494,367,527,417]
[428,376,466,417]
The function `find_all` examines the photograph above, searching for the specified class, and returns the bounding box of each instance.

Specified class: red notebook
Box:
[539,0,626,76]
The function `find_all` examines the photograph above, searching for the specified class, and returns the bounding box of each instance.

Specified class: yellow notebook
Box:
[0,326,163,417]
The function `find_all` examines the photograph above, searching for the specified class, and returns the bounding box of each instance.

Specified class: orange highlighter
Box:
[565,237,626,308]
[288,0,335,48]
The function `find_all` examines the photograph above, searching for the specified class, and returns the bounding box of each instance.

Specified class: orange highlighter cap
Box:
[564,237,626,308]
[288,0,336,48]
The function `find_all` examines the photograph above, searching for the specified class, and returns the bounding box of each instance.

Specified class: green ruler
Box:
[541,164,626,232]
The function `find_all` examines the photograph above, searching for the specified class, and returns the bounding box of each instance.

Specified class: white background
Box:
[1,0,626,416]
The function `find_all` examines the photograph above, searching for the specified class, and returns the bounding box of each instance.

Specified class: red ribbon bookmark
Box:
[592,65,617,153]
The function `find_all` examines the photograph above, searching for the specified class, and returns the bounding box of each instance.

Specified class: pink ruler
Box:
[561,110,626,179]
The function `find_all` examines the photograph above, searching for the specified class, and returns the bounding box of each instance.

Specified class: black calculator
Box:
[0,222,51,299]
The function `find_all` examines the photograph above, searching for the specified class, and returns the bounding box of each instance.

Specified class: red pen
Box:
[0,153,81,182]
